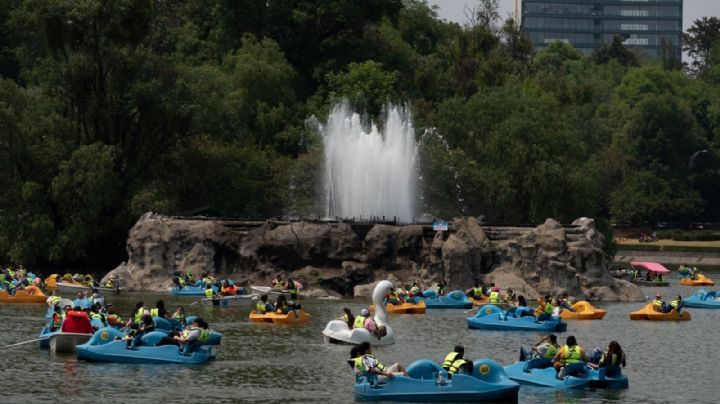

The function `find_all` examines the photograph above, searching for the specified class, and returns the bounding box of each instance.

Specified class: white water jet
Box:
[322,104,418,222]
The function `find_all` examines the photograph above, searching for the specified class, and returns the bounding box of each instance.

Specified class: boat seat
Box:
[407,359,446,380]
[141,331,167,346]
[564,362,587,377]
[599,365,622,378]
[524,358,552,372]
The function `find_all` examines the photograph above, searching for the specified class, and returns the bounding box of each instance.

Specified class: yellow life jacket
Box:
[256,301,267,313]
[543,302,555,314]
[178,277,186,285]
[670,299,679,309]
[442,352,460,369]
[652,299,663,310]
[354,356,366,373]
[489,291,499,303]
[600,352,624,366]
[192,326,209,342]
[205,288,214,299]
[134,308,144,323]
[543,345,558,359]
[448,359,467,374]
[473,287,483,296]
[173,312,185,324]
[561,345,584,364]
[353,315,366,329]
[50,296,62,306]
[150,308,159,317]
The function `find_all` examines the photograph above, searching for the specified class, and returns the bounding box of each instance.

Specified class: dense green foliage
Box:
[0,1,719,269]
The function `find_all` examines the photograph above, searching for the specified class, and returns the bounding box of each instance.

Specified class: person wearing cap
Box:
[652,294,666,312]
[354,308,370,329]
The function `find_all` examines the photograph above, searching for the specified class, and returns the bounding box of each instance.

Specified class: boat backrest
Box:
[422,290,437,299]
[62,311,92,334]
[514,306,533,318]
[407,359,446,380]
[524,358,552,372]
[86,327,124,346]
[447,290,466,301]
[141,331,167,346]
[564,362,587,376]
[471,359,511,383]
[153,317,173,331]
[599,364,622,378]
[475,304,503,318]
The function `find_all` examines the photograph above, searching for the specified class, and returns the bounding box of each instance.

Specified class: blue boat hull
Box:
[356,359,518,402]
[421,290,473,309]
[683,290,720,309]
[467,305,567,331]
[169,285,218,296]
[505,361,628,390]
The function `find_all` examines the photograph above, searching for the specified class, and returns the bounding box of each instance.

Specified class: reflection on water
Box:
[1,278,719,403]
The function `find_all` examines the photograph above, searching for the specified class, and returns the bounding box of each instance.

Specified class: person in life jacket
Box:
[557,293,575,312]
[89,304,108,329]
[172,272,184,290]
[124,323,140,348]
[46,291,62,307]
[386,286,405,305]
[286,278,298,299]
[127,314,156,350]
[132,301,146,324]
[354,342,407,382]
[553,336,587,379]
[503,288,516,304]
[150,300,169,319]
[590,340,626,373]
[409,282,422,297]
[255,294,275,314]
[520,334,559,365]
[466,283,484,300]
[204,285,217,302]
[489,287,500,304]
[354,308,369,329]
[173,318,210,355]
[668,295,683,314]
[652,294,666,313]
[535,295,555,322]
[442,346,464,371]
[173,306,186,326]
[271,275,284,290]
[447,357,473,376]
[50,305,64,332]
[437,281,448,296]
[106,303,123,326]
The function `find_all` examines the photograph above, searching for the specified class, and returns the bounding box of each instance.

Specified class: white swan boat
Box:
[322,280,395,345]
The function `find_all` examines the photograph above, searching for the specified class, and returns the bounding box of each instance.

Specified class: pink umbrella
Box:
[630,262,670,274]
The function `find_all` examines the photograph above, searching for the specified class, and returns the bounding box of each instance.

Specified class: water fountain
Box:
[322,104,418,223]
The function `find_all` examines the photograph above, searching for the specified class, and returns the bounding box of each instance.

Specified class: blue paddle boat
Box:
[169,284,218,296]
[467,305,567,332]
[76,327,215,364]
[421,290,473,309]
[683,290,720,309]
[355,358,519,402]
[505,358,628,389]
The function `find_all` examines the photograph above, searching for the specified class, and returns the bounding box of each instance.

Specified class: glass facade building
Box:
[521,0,683,59]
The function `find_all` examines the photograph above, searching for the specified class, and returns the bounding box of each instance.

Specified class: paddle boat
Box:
[370,300,426,314]
[44,274,59,291]
[683,290,720,309]
[249,309,311,324]
[355,358,519,402]
[56,281,93,294]
[323,280,395,345]
[680,274,715,286]
[0,285,47,304]
[629,303,691,321]
[169,284,219,296]
[467,304,567,332]
[504,359,628,389]
[628,262,670,286]
[199,294,257,307]
[559,301,606,320]
[421,290,473,309]
[76,327,215,364]
[40,311,94,353]
[250,284,305,298]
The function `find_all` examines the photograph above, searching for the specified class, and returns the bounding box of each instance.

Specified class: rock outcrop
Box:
[105,213,643,301]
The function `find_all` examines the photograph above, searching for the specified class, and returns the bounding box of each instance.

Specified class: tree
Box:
[325,60,399,118]
[592,36,639,67]
[683,17,720,75]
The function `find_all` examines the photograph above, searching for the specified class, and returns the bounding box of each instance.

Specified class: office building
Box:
[521,0,683,59]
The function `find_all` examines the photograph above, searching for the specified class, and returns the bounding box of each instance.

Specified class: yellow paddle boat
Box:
[249,310,311,324]
[629,303,691,321]
[44,274,59,291]
[559,301,606,320]
[370,300,426,314]
[680,274,715,287]
[0,285,47,304]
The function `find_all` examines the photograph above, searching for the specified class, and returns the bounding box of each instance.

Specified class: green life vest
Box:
[205,288,214,299]
[353,315,366,329]
[442,352,460,369]
[448,359,467,374]
[543,302,554,314]
[561,345,583,364]
[150,308,159,317]
[256,301,267,313]
[134,308,144,323]
[543,345,558,359]
[489,291,499,303]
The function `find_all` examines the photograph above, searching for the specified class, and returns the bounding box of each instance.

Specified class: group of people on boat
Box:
[125,300,211,354]
[520,334,627,379]
[0,266,45,294]
[338,307,387,340]
[652,294,684,314]
[46,289,123,332]
[270,275,300,299]
[255,294,302,317]
[678,264,701,279]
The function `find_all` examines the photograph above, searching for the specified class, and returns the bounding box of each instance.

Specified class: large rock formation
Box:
[105,213,643,301]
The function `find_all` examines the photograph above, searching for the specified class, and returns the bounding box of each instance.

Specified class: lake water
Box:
[1,277,719,403]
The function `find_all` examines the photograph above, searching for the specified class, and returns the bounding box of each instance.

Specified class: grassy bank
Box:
[616,239,720,253]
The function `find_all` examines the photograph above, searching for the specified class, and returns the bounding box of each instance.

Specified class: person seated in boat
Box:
[466,283,484,300]
[184,270,194,285]
[103,275,118,289]
[354,308,370,329]
[255,294,275,314]
[520,334,559,366]
[221,280,236,296]
[172,271,184,290]
[588,341,626,373]
[535,295,555,322]
[409,282,422,297]
[652,294,667,313]
[556,293,574,312]
[503,288,516,304]
[489,287,500,304]
[150,300,170,319]
[285,278,299,299]
[204,284,218,302]
[173,306,186,326]
[690,267,699,280]
[668,295,683,314]
[385,287,405,306]
[105,303,123,326]
[677,264,689,277]
[442,345,464,371]
[124,323,140,348]
[448,358,473,377]
[503,295,530,318]
[275,294,290,313]
[50,305,64,332]
[91,289,104,307]
[271,275,284,290]
[355,342,407,382]
[338,308,355,329]
[174,318,210,355]
[437,281,448,296]
[485,283,496,296]
[89,304,108,329]
[553,335,588,379]
[83,274,94,286]
[132,301,147,324]
[128,314,156,350]
[46,290,62,307]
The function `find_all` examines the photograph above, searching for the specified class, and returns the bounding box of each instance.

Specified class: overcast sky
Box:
[427,0,719,31]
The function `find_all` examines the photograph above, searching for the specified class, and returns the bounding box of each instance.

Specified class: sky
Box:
[426,0,719,31]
